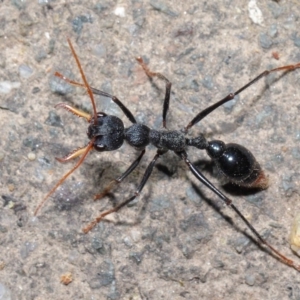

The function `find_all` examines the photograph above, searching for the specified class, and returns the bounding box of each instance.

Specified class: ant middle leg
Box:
[185,62,300,132]
[94,149,146,200]
[83,149,165,233]
[136,57,172,128]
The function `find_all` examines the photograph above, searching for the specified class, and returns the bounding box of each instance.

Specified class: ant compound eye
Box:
[94,142,106,152]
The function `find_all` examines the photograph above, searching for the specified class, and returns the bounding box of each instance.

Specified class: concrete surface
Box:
[0,0,300,299]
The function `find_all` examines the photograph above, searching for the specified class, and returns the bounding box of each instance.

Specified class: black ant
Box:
[35,39,300,271]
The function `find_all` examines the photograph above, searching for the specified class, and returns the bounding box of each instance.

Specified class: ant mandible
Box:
[35,39,300,271]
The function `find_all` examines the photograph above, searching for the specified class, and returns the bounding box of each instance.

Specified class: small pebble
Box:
[19,64,33,78]
[259,33,273,49]
[8,184,15,192]
[0,81,21,94]
[20,241,38,259]
[290,214,300,255]
[114,6,126,17]
[245,273,256,286]
[150,0,178,17]
[123,236,133,248]
[0,282,11,300]
[248,0,263,25]
[60,272,73,285]
[27,152,36,161]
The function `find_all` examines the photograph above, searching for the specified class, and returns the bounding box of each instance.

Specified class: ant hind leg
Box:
[177,150,300,272]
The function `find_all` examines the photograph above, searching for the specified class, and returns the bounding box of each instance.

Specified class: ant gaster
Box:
[35,39,300,271]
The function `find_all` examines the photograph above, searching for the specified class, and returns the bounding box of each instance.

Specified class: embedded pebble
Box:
[150,0,178,17]
[129,252,143,265]
[20,241,38,259]
[201,75,214,90]
[114,7,126,17]
[0,282,11,300]
[268,24,278,38]
[12,0,26,10]
[123,236,133,248]
[259,33,273,49]
[93,44,106,58]
[49,71,74,95]
[88,261,115,289]
[7,184,15,192]
[27,152,36,161]
[186,186,202,206]
[234,236,251,253]
[34,49,47,63]
[245,273,256,286]
[38,0,50,4]
[268,2,283,18]
[45,111,63,128]
[72,15,92,35]
[19,65,33,78]
[291,148,300,160]
[248,0,263,25]
[294,36,300,48]
[290,214,300,255]
[60,272,73,285]
[0,81,21,94]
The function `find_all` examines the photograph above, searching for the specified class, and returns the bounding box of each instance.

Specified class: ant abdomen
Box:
[206,140,268,189]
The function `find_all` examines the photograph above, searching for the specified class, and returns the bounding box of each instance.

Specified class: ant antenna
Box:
[34,39,97,216]
[66,39,98,124]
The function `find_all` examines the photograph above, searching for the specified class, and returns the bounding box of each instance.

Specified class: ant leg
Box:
[90,88,136,124]
[94,149,146,200]
[177,150,300,271]
[34,139,95,216]
[83,149,165,233]
[55,72,136,124]
[136,57,172,128]
[185,62,300,132]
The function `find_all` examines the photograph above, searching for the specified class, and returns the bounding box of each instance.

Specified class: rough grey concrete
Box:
[0,1,300,299]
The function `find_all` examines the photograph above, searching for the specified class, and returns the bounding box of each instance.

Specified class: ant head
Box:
[87,112,125,152]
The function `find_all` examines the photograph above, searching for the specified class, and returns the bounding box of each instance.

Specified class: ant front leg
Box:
[89,88,137,124]
[94,150,146,200]
[83,149,165,233]
[185,62,300,132]
[136,57,172,128]
[54,73,137,124]
[177,150,300,272]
